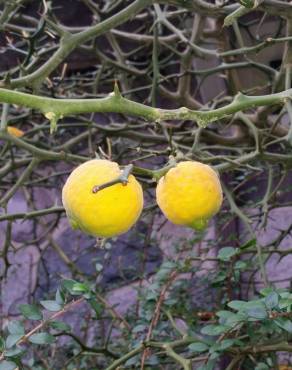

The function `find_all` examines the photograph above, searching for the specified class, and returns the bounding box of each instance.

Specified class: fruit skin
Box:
[156,161,223,230]
[62,159,143,238]
[7,126,24,137]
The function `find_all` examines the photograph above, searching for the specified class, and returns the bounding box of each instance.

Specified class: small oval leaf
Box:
[29,332,55,345]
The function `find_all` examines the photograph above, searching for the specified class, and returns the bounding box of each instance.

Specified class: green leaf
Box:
[228,300,247,311]
[279,291,292,299]
[210,339,235,352]
[228,299,267,320]
[260,287,275,297]
[62,279,91,296]
[146,290,159,301]
[240,238,256,250]
[188,342,209,353]
[234,261,247,270]
[274,317,292,333]
[88,299,103,317]
[62,279,80,295]
[211,271,226,285]
[132,324,147,333]
[216,310,246,326]
[255,363,269,370]
[227,314,246,326]
[19,304,42,320]
[201,325,229,336]
[245,305,267,320]
[55,288,65,305]
[209,351,220,360]
[265,292,279,310]
[0,360,18,370]
[49,321,71,332]
[266,358,273,367]
[218,247,237,261]
[40,300,62,312]
[279,298,292,310]
[0,337,4,351]
[161,261,176,270]
[29,332,55,345]
[197,359,216,370]
[4,347,24,357]
[6,334,23,349]
[125,355,140,366]
[7,321,25,335]
[216,310,233,319]
[72,283,89,293]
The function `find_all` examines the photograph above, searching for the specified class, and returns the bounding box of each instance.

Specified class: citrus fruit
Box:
[7,126,24,137]
[156,161,223,230]
[62,159,143,238]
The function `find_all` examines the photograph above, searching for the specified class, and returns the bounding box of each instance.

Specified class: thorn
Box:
[114,80,121,97]
[45,112,58,134]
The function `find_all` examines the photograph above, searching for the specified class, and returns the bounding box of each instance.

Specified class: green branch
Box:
[0,87,292,128]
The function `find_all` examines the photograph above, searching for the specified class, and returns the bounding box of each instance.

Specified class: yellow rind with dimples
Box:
[156,161,223,231]
[62,159,143,238]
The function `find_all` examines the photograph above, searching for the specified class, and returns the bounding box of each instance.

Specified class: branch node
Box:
[239,0,255,8]
[180,106,189,117]
[45,111,59,134]
[234,91,248,104]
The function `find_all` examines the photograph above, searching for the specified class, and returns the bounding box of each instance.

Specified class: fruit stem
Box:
[92,164,133,193]
[152,163,176,181]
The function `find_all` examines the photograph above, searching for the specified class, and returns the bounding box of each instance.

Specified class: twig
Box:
[0,206,65,222]
[92,164,133,193]
[140,270,178,369]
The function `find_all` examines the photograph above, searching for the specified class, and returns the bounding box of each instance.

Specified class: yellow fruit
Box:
[62,159,143,238]
[156,161,223,230]
[7,126,24,137]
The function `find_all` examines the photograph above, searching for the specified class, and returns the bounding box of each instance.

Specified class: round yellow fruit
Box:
[156,161,223,230]
[62,159,143,238]
[7,126,24,137]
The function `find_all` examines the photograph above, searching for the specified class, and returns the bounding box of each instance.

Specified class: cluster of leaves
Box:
[2,258,292,369]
